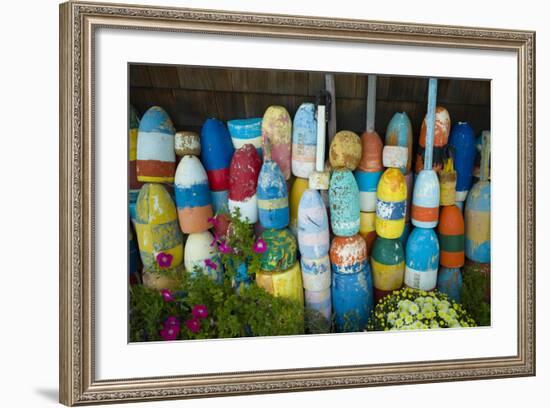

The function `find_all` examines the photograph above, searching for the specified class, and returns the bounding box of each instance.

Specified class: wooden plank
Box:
[147,65,180,88]
[129,64,152,88]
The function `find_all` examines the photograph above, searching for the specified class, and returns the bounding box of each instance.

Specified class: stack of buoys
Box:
[415,106,451,174]
[385,112,414,246]
[449,122,476,208]
[406,78,441,292]
[289,103,318,235]
[372,147,407,302]
[228,144,262,224]
[200,118,235,213]
[262,106,292,180]
[256,150,303,304]
[328,131,373,332]
[298,189,331,331]
[355,130,383,255]
[227,117,263,159]
[464,131,491,302]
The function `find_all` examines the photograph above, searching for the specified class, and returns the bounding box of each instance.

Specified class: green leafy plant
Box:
[461,268,491,326]
[367,287,476,331]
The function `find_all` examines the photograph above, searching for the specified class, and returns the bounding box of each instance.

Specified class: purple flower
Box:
[165,316,180,328]
[160,289,174,302]
[253,238,267,254]
[218,240,232,254]
[209,233,220,247]
[160,325,180,341]
[156,252,173,268]
[192,304,209,319]
[204,259,218,270]
[185,317,201,333]
[207,216,220,227]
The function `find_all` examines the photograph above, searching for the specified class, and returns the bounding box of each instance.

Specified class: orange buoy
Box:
[438,205,465,268]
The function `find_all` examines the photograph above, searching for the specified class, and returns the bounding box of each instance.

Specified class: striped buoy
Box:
[228,144,262,223]
[359,211,377,255]
[128,105,142,190]
[136,106,176,183]
[415,106,451,173]
[259,228,297,272]
[256,261,304,304]
[262,106,292,180]
[404,227,440,291]
[330,235,367,274]
[185,231,223,282]
[134,183,184,270]
[174,155,213,233]
[329,130,362,170]
[297,189,330,259]
[449,122,476,203]
[375,168,407,239]
[437,267,463,303]
[370,237,405,302]
[465,131,490,263]
[385,112,413,173]
[438,205,465,268]
[289,177,309,235]
[329,169,360,236]
[257,160,289,229]
[301,256,331,292]
[439,157,457,206]
[200,118,235,192]
[227,117,263,158]
[292,102,317,178]
[175,131,200,157]
[411,170,440,228]
[355,131,383,211]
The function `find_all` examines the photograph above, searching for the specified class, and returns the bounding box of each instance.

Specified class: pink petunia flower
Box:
[156,252,173,268]
[253,238,267,254]
[192,304,209,319]
[160,325,180,341]
[207,216,220,227]
[165,316,180,328]
[218,240,232,254]
[185,317,201,333]
[209,233,220,247]
[160,289,174,302]
[204,259,218,270]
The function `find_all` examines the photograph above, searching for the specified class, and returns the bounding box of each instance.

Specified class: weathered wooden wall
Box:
[130,64,490,138]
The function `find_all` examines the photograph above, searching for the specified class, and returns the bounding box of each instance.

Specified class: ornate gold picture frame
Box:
[59,1,535,405]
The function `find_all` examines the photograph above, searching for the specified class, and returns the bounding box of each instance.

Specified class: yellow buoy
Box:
[375,168,407,239]
[256,262,304,304]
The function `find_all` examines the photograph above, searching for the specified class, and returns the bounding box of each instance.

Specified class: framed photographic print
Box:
[59,1,535,405]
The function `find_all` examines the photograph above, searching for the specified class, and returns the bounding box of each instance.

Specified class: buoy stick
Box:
[325,74,337,146]
[424,78,438,170]
[366,75,377,132]
[480,130,491,182]
[316,104,326,172]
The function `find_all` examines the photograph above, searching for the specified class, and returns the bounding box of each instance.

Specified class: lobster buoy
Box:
[375,168,407,239]
[134,183,184,270]
[289,177,309,235]
[355,131,383,210]
[301,255,331,292]
[227,117,263,158]
[256,261,304,304]
[136,106,176,183]
[465,131,491,263]
[437,267,463,303]
[259,228,297,272]
[174,155,213,233]
[330,235,367,274]
[200,118,234,196]
[128,105,142,190]
[228,144,262,223]
[411,170,440,228]
[438,205,465,268]
[262,106,292,179]
[415,106,451,173]
[439,157,457,206]
[359,211,377,256]
[175,131,200,157]
[404,227,440,291]
[370,237,405,302]
[257,160,289,229]
[449,122,476,203]
[185,230,223,282]
[385,112,413,173]
[329,169,360,236]
[292,102,317,178]
[329,130,362,170]
[297,189,330,259]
